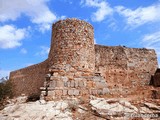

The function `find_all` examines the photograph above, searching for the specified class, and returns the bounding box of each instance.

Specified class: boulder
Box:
[144,102,160,110]
[90,97,138,117]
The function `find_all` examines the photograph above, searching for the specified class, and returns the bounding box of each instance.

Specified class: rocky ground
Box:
[0,96,160,120]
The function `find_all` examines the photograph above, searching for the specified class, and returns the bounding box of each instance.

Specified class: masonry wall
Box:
[49,18,95,76]
[95,45,158,95]
[9,59,49,96]
[9,19,159,98]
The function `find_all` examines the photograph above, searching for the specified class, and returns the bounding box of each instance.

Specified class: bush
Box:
[0,79,13,110]
[0,80,13,101]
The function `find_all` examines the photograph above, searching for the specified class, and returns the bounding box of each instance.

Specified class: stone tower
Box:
[48,18,95,76]
[41,18,108,99]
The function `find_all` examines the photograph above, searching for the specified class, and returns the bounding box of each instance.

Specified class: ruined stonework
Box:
[95,45,158,96]
[9,18,158,99]
[10,60,49,96]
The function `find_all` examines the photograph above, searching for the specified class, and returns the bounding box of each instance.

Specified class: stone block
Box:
[97,89,103,95]
[49,81,56,87]
[70,81,75,87]
[102,88,109,94]
[48,91,55,96]
[64,82,67,87]
[57,81,64,87]
[50,76,60,81]
[40,87,45,90]
[68,89,74,95]
[87,81,93,88]
[74,78,82,81]
[61,76,68,80]
[95,82,107,88]
[43,81,47,87]
[83,80,87,87]
[63,89,68,95]
[82,72,91,76]
[55,90,63,96]
[78,81,84,87]
[67,81,70,87]
[74,89,79,96]
[41,91,46,96]
[81,89,89,95]
[91,89,97,95]
[53,72,59,77]
[127,63,135,67]
[75,80,78,88]
[93,76,103,82]
[74,72,82,77]
[68,73,74,80]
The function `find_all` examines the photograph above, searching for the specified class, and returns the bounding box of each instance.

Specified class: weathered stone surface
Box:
[97,89,103,95]
[90,97,138,117]
[9,60,49,96]
[78,81,84,87]
[49,18,95,74]
[102,88,109,94]
[81,89,89,95]
[73,89,79,96]
[63,90,68,96]
[67,81,71,87]
[91,89,97,95]
[95,45,158,96]
[144,102,160,110]
[75,80,78,88]
[70,81,75,87]
[56,81,64,87]
[0,100,72,120]
[68,89,74,96]
[49,81,56,87]
[95,82,107,88]
[55,90,63,96]
[48,91,55,96]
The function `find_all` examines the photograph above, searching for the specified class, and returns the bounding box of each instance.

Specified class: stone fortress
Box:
[9,18,159,100]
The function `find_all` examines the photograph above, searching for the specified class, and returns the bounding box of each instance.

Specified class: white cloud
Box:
[142,31,160,46]
[0,25,26,49]
[26,63,34,67]
[60,16,67,20]
[108,22,118,31]
[36,46,50,56]
[0,70,10,79]
[141,31,160,64]
[20,48,27,54]
[81,0,113,22]
[116,3,160,27]
[94,38,97,44]
[0,0,57,32]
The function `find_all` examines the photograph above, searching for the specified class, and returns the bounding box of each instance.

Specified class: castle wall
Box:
[9,59,49,96]
[9,18,159,99]
[95,45,158,95]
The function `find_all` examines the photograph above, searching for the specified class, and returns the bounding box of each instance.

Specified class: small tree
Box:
[0,77,13,110]
[0,80,13,100]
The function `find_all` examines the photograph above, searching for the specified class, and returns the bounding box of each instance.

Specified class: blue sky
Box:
[0,0,160,78]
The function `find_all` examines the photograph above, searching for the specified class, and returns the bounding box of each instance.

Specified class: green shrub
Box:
[0,79,13,110]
